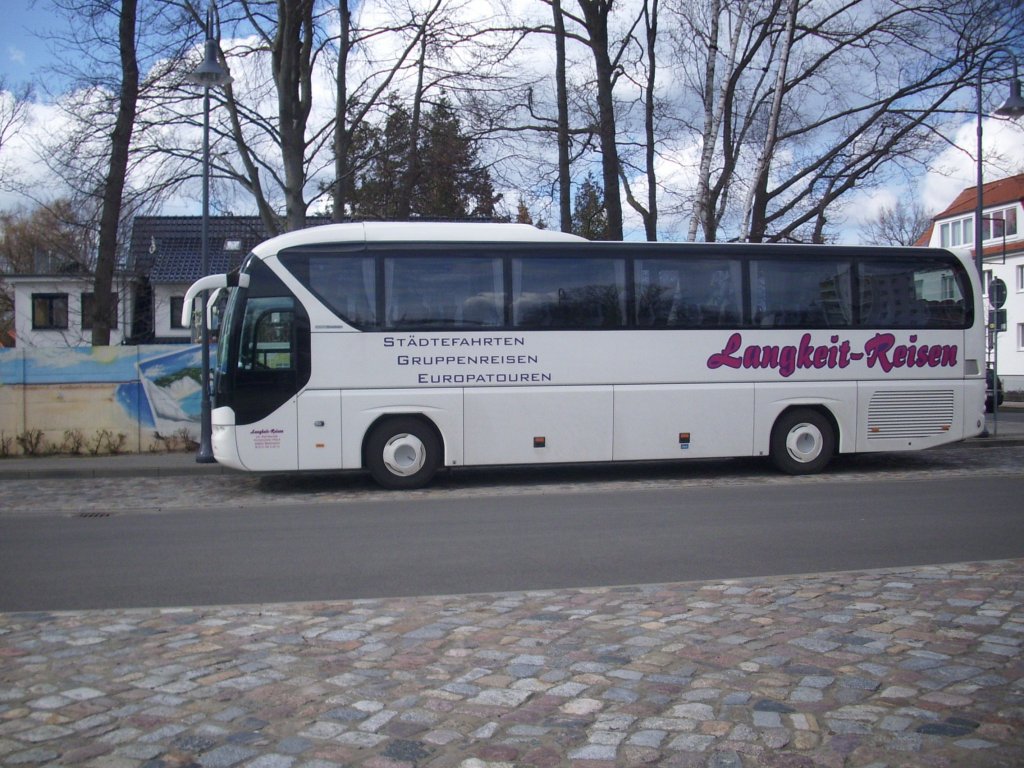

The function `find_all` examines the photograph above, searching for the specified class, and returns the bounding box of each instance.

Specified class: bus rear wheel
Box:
[770,408,835,475]
[366,417,442,490]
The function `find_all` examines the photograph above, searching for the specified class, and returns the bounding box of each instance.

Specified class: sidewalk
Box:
[1,560,1022,767]
[1,406,1022,480]
[0,450,235,480]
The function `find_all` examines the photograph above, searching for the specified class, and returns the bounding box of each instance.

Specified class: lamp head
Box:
[995,78,1024,118]
[186,3,231,88]
[187,38,232,87]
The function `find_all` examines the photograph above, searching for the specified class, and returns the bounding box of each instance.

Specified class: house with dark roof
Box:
[917,173,1024,392]
[6,216,334,347]
[127,216,271,343]
[7,268,134,348]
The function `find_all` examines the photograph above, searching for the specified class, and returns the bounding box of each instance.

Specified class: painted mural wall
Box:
[0,345,208,455]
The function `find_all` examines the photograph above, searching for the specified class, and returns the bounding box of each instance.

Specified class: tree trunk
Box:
[641,0,658,240]
[273,0,314,231]
[92,0,138,346]
[743,0,796,243]
[397,33,428,220]
[688,0,720,242]
[553,0,573,233]
[578,0,623,241]
[332,0,351,222]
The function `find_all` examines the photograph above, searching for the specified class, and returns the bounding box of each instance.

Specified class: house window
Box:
[170,296,185,329]
[982,207,1018,241]
[81,293,118,330]
[31,293,69,330]
[983,269,993,297]
[940,274,955,300]
[1019,323,1024,352]
[940,216,973,248]
[1017,264,1024,292]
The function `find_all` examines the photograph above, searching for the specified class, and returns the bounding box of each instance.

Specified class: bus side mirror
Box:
[182,273,250,328]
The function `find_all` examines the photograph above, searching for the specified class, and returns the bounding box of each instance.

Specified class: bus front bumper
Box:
[211,407,246,470]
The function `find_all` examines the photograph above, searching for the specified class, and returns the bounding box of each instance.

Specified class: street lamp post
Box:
[973,48,1024,439]
[187,3,232,463]
[974,48,1024,277]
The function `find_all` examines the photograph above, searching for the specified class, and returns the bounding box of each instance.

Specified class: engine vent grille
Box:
[867,390,955,440]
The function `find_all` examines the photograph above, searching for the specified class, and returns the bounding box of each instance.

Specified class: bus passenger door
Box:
[297,390,342,470]
[230,297,305,471]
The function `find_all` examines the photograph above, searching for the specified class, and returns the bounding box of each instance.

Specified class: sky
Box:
[1,0,1023,242]
[0,0,61,83]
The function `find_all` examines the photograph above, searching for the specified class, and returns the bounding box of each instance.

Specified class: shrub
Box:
[16,429,47,456]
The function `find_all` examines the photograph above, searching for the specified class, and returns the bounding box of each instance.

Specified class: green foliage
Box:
[350,95,501,221]
[350,95,413,219]
[153,367,201,388]
[572,173,609,240]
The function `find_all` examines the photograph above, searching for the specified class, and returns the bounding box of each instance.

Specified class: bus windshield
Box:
[215,287,242,378]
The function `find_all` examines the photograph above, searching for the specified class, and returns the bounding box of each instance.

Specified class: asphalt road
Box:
[3,473,1024,612]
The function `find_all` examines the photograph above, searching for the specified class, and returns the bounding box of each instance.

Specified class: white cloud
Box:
[920,117,1024,212]
[0,96,70,211]
[837,186,901,236]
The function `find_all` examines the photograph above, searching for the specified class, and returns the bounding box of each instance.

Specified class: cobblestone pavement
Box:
[1,560,1023,767]
[1,443,1023,517]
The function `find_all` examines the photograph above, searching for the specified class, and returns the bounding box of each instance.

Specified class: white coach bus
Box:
[183,222,986,489]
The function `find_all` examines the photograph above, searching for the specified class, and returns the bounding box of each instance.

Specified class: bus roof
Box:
[248,222,972,270]
[252,221,586,257]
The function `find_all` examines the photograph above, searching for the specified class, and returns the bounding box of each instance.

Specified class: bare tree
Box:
[671,0,758,241]
[618,0,659,241]
[0,79,33,196]
[552,0,573,233]
[504,4,596,233]
[40,0,194,344]
[572,0,630,240]
[666,0,1006,243]
[214,0,480,231]
[272,0,316,231]
[334,0,538,222]
[860,199,933,246]
[329,0,441,220]
[23,0,1014,269]
[210,0,328,234]
[89,0,139,345]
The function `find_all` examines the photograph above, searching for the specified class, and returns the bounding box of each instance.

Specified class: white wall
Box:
[924,202,1024,393]
[985,256,1023,392]
[12,276,130,347]
[152,283,193,340]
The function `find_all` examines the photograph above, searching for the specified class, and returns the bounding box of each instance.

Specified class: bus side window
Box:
[635,259,741,328]
[384,255,503,329]
[857,259,967,329]
[751,259,852,329]
[513,257,626,329]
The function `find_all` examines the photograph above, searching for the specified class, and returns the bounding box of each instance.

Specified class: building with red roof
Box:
[918,173,1023,393]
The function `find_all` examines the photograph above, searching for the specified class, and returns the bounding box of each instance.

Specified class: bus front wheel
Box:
[366,417,442,490]
[770,408,835,475]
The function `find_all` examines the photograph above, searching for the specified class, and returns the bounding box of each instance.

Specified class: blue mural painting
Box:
[0,345,212,443]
